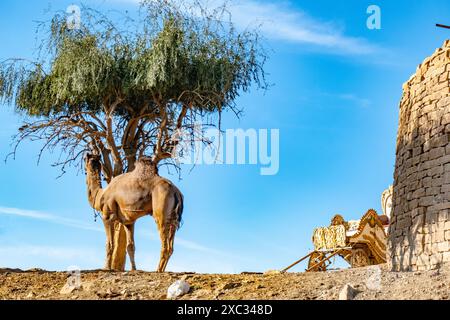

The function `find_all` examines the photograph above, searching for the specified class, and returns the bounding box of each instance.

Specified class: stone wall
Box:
[389,40,450,271]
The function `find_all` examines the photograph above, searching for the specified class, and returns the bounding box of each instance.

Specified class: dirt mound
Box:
[0,264,449,300]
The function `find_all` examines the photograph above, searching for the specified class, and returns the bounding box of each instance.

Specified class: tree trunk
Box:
[110,221,127,271]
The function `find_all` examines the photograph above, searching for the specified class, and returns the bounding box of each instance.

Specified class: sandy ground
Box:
[0,264,449,300]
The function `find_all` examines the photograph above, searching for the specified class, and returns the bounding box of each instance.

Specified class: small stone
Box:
[60,283,78,295]
[339,284,358,300]
[431,270,441,277]
[264,270,281,275]
[221,282,241,290]
[26,292,35,299]
[105,288,120,297]
[95,290,107,298]
[181,274,190,281]
[120,289,130,298]
[167,280,190,299]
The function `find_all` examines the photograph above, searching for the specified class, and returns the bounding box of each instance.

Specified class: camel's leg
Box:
[124,223,136,271]
[156,223,174,273]
[159,224,176,272]
[154,189,176,273]
[102,218,115,270]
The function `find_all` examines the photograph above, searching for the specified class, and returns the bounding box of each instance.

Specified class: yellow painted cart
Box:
[282,209,389,273]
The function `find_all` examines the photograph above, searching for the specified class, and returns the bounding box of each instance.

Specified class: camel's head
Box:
[84,152,102,173]
[135,156,158,175]
[136,156,153,166]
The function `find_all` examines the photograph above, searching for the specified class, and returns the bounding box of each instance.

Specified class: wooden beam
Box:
[436,24,450,29]
[280,251,314,273]
[306,249,344,272]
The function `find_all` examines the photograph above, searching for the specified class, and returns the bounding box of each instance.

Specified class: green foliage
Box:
[0,0,267,176]
[2,1,265,117]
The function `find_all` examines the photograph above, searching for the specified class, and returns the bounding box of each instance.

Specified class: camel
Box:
[84,153,184,272]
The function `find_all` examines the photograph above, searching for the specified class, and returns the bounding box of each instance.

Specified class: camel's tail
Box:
[173,188,184,230]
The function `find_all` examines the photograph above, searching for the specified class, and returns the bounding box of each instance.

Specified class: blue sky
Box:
[1,0,450,273]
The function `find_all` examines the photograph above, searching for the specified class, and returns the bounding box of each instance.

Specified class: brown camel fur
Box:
[85,154,184,272]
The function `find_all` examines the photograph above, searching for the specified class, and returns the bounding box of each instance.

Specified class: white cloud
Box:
[228,1,378,55]
[334,93,372,108]
[175,237,224,255]
[0,206,103,232]
[107,0,379,55]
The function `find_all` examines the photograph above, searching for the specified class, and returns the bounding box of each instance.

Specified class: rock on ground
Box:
[338,284,358,300]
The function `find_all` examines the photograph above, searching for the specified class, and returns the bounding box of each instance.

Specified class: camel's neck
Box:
[86,167,103,210]
[132,161,158,179]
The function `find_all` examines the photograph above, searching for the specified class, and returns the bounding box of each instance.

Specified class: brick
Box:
[419,196,435,207]
[411,207,425,218]
[426,187,441,196]
[437,242,447,252]
[430,253,443,265]
[438,210,449,221]
[443,251,450,262]
[429,134,449,148]
[434,231,446,242]
[429,147,445,160]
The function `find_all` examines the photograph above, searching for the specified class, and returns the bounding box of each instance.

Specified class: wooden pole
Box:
[436,24,450,30]
[306,249,344,272]
[280,251,314,273]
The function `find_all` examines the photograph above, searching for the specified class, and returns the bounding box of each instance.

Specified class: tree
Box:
[0,0,267,270]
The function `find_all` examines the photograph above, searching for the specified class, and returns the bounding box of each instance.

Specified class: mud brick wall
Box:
[389,40,450,271]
